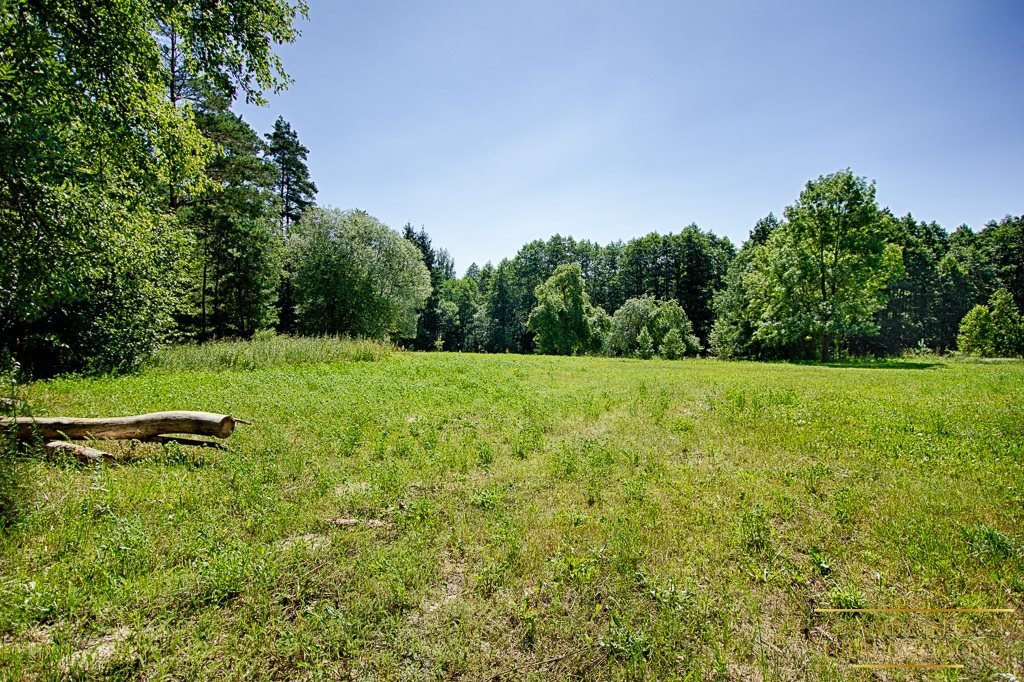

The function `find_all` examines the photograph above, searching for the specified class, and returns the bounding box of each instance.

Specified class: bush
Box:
[958,289,1023,357]
[957,305,996,357]
[635,327,655,359]
[605,296,700,358]
[660,328,685,359]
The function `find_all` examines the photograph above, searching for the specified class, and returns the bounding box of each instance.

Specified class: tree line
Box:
[400,174,1022,362]
[2,3,1022,378]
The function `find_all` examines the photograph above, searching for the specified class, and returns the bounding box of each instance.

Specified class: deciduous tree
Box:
[291,209,431,339]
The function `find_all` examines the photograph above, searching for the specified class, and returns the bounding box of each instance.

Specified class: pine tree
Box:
[179,86,282,339]
[266,117,317,239]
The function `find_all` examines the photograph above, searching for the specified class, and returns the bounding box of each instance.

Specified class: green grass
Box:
[1,349,1023,679]
[148,333,392,373]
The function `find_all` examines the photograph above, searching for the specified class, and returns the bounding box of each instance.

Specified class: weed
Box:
[962,523,1017,563]
[809,546,832,576]
[600,613,651,666]
[737,505,773,555]
[826,584,867,611]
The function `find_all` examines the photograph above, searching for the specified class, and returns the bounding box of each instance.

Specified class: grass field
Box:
[1,341,1023,679]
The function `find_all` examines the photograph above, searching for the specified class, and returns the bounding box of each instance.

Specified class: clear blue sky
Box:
[237,0,1024,273]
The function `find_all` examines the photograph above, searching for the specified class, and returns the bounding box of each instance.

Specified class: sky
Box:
[237,0,1024,273]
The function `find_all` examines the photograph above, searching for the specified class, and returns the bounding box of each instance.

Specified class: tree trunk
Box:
[4,411,245,441]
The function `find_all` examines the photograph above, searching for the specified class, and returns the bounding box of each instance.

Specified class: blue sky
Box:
[237,0,1024,272]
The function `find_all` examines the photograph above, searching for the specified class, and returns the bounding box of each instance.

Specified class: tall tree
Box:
[265,116,317,239]
[291,209,431,339]
[979,215,1024,309]
[0,0,307,375]
[403,224,455,348]
[180,87,282,338]
[527,264,596,356]
[745,170,904,361]
[709,215,777,359]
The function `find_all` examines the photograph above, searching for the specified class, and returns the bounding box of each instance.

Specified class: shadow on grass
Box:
[820,360,944,370]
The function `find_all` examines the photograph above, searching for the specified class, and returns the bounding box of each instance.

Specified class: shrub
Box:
[957,305,996,357]
[605,296,700,358]
[635,327,655,359]
[660,328,685,359]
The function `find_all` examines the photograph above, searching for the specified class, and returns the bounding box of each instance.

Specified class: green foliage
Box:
[988,288,1024,357]
[958,289,1023,357]
[0,0,308,376]
[617,225,736,343]
[179,91,284,339]
[291,208,431,339]
[150,334,391,372]
[745,170,904,360]
[436,277,486,352]
[403,225,457,349]
[266,117,317,238]
[709,238,762,359]
[527,264,596,355]
[826,584,867,611]
[957,306,995,356]
[659,328,685,359]
[979,215,1024,310]
[860,214,950,354]
[605,296,700,358]
[635,327,655,359]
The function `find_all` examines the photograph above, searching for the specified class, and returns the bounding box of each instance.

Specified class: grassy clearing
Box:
[1,350,1022,679]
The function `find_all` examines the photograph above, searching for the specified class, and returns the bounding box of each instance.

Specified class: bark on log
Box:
[4,411,244,441]
[44,441,115,464]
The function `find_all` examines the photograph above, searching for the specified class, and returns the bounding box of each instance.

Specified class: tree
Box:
[957,305,996,357]
[265,117,317,239]
[0,0,308,375]
[988,289,1023,357]
[617,227,735,344]
[179,87,282,339]
[979,215,1024,310]
[291,209,431,339]
[436,277,485,352]
[745,170,904,361]
[403,224,455,349]
[709,215,777,359]
[483,260,521,353]
[527,264,596,355]
[605,296,699,358]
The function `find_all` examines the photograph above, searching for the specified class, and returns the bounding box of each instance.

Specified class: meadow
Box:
[1,339,1022,680]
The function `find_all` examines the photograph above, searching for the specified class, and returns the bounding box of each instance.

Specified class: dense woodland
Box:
[2,2,1023,379]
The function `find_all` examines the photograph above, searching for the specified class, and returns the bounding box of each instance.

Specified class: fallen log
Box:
[44,440,115,464]
[3,411,246,441]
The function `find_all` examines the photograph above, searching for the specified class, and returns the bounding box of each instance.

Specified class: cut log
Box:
[44,441,114,464]
[3,411,245,441]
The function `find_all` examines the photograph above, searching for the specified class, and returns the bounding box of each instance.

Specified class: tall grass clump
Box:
[149,332,393,372]
[0,356,26,528]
